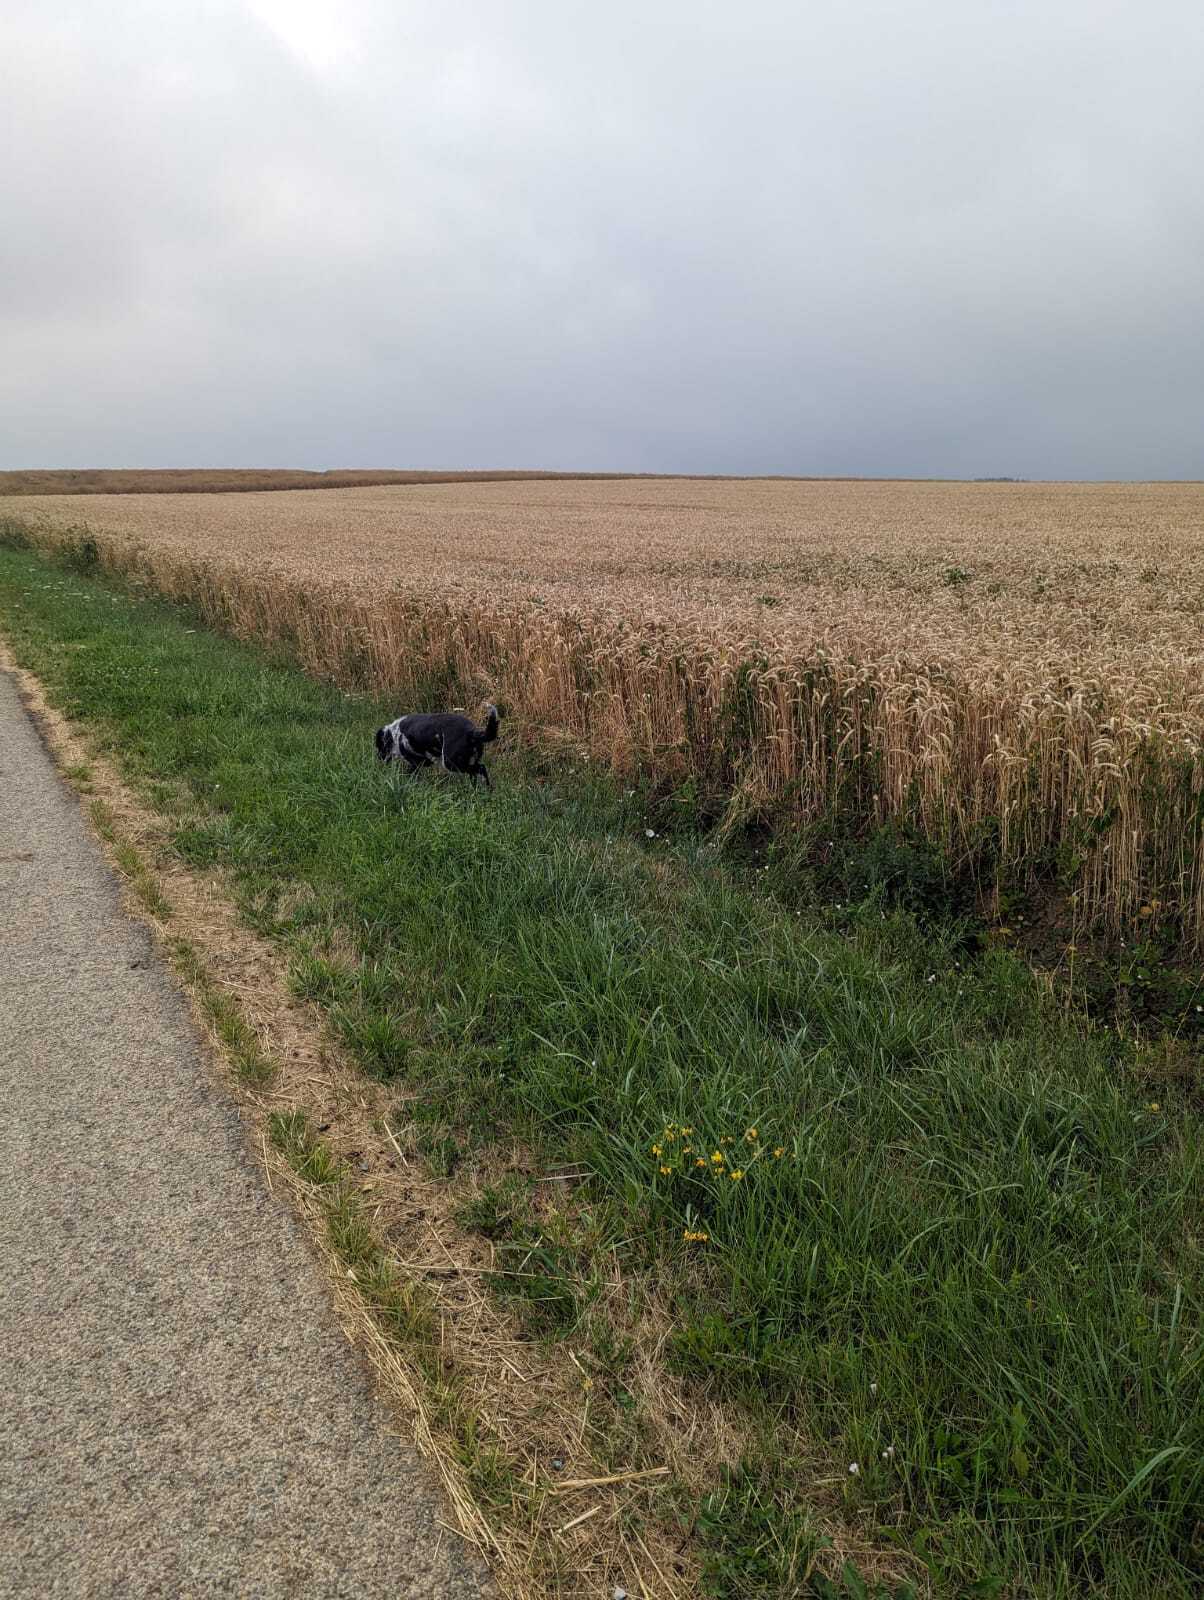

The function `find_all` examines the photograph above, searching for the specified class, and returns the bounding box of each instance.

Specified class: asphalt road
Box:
[0,666,490,1599]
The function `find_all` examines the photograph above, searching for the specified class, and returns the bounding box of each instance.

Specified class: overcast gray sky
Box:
[3,0,1202,477]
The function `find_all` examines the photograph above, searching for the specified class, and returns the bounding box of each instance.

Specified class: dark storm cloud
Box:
[3,0,1202,476]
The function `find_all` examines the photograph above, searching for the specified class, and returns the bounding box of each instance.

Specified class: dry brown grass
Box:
[6,475,1204,941]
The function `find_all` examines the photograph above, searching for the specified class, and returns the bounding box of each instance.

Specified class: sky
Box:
[2,0,1203,478]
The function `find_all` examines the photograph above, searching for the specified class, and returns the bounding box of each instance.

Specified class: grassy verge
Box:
[0,542,1200,1598]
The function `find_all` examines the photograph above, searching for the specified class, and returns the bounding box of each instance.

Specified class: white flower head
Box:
[848,1461,860,1475]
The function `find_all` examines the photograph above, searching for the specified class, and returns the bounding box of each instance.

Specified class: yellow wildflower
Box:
[745,1128,758,1141]
[773,1147,785,1159]
[1148,1102,1160,1112]
[720,1136,733,1146]
[729,1169,745,1181]
[682,1229,709,1242]
[695,1158,707,1168]
[650,1143,661,1156]
[680,1126,694,1135]
[660,1165,672,1175]
[711,1151,725,1164]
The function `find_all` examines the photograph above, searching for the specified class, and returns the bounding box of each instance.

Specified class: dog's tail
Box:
[480,704,500,743]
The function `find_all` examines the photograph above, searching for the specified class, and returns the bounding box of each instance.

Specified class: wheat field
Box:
[0,467,645,496]
[5,476,1204,940]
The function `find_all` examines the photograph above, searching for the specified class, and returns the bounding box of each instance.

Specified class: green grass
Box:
[696,1460,920,1598]
[0,543,1200,1598]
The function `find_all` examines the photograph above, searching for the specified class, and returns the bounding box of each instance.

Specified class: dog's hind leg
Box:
[471,761,491,789]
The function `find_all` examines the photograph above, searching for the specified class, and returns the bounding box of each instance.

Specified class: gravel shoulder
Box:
[0,665,489,1599]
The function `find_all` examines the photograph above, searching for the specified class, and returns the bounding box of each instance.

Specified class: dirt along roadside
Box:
[0,662,491,1598]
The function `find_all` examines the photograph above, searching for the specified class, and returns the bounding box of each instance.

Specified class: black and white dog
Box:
[375,704,499,788]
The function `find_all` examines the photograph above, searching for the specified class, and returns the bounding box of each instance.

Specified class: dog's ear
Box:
[374,727,389,760]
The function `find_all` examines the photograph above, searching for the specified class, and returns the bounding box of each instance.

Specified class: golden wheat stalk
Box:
[5,476,1202,943]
